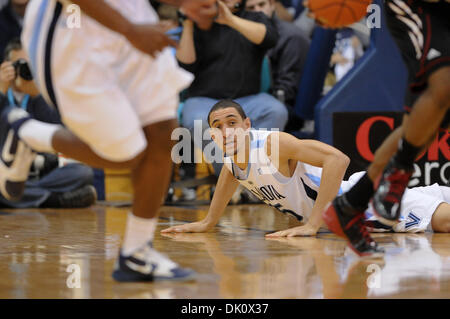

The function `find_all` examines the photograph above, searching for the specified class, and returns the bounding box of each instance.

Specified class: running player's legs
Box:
[369,0,450,191]
[322,0,450,256]
[53,33,193,282]
[372,1,450,221]
[11,1,195,281]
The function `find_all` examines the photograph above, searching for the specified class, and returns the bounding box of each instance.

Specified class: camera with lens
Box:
[13,59,33,81]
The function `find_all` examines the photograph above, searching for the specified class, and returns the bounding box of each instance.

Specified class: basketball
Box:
[306,0,372,28]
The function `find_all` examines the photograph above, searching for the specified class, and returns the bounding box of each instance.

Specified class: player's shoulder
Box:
[265,131,300,156]
[253,130,299,149]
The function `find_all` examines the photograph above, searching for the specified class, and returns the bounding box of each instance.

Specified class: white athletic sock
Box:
[121,212,157,256]
[18,119,61,153]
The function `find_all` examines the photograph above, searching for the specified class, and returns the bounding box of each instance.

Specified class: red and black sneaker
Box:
[323,195,384,258]
[372,157,413,227]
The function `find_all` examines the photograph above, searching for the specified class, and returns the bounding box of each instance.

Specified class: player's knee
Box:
[104,120,179,168]
[143,119,178,155]
[429,67,450,109]
[440,218,450,233]
[102,132,148,169]
[431,203,450,233]
[434,220,450,233]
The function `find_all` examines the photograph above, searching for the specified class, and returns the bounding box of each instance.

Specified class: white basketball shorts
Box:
[21,0,193,162]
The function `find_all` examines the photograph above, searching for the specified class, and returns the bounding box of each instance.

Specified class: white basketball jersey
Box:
[223,130,347,222]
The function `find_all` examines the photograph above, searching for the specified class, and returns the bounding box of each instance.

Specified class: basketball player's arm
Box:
[161,166,240,233]
[267,133,350,237]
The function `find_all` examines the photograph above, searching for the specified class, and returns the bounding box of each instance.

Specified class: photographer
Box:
[0,38,60,123]
[0,38,97,209]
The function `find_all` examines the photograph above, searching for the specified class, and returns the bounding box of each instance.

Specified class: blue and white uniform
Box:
[224,130,449,232]
[21,0,193,161]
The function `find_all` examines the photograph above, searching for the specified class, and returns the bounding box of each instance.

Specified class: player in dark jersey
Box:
[308,0,450,257]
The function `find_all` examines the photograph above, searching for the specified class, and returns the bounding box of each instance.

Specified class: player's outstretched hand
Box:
[126,23,178,58]
[181,0,218,30]
[161,221,213,233]
[266,224,319,237]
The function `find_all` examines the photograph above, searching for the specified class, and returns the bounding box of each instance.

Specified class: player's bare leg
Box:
[403,67,450,147]
[112,119,195,282]
[431,203,450,233]
[131,120,178,219]
[367,126,404,181]
[52,129,146,170]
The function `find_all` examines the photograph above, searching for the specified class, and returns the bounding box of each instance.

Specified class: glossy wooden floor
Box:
[1,204,449,299]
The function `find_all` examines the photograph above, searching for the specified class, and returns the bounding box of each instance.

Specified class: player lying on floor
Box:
[162,100,450,236]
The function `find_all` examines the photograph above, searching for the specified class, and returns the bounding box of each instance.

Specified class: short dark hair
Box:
[207,99,248,126]
[3,37,22,61]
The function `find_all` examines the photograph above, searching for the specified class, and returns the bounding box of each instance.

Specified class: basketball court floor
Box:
[1,203,449,299]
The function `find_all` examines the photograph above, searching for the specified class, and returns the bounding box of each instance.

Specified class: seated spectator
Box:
[0,154,97,209]
[331,28,364,82]
[177,0,288,174]
[0,38,97,209]
[1,38,60,123]
[0,0,29,60]
[246,0,310,131]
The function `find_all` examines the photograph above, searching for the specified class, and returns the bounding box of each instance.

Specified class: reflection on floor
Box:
[0,204,449,298]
